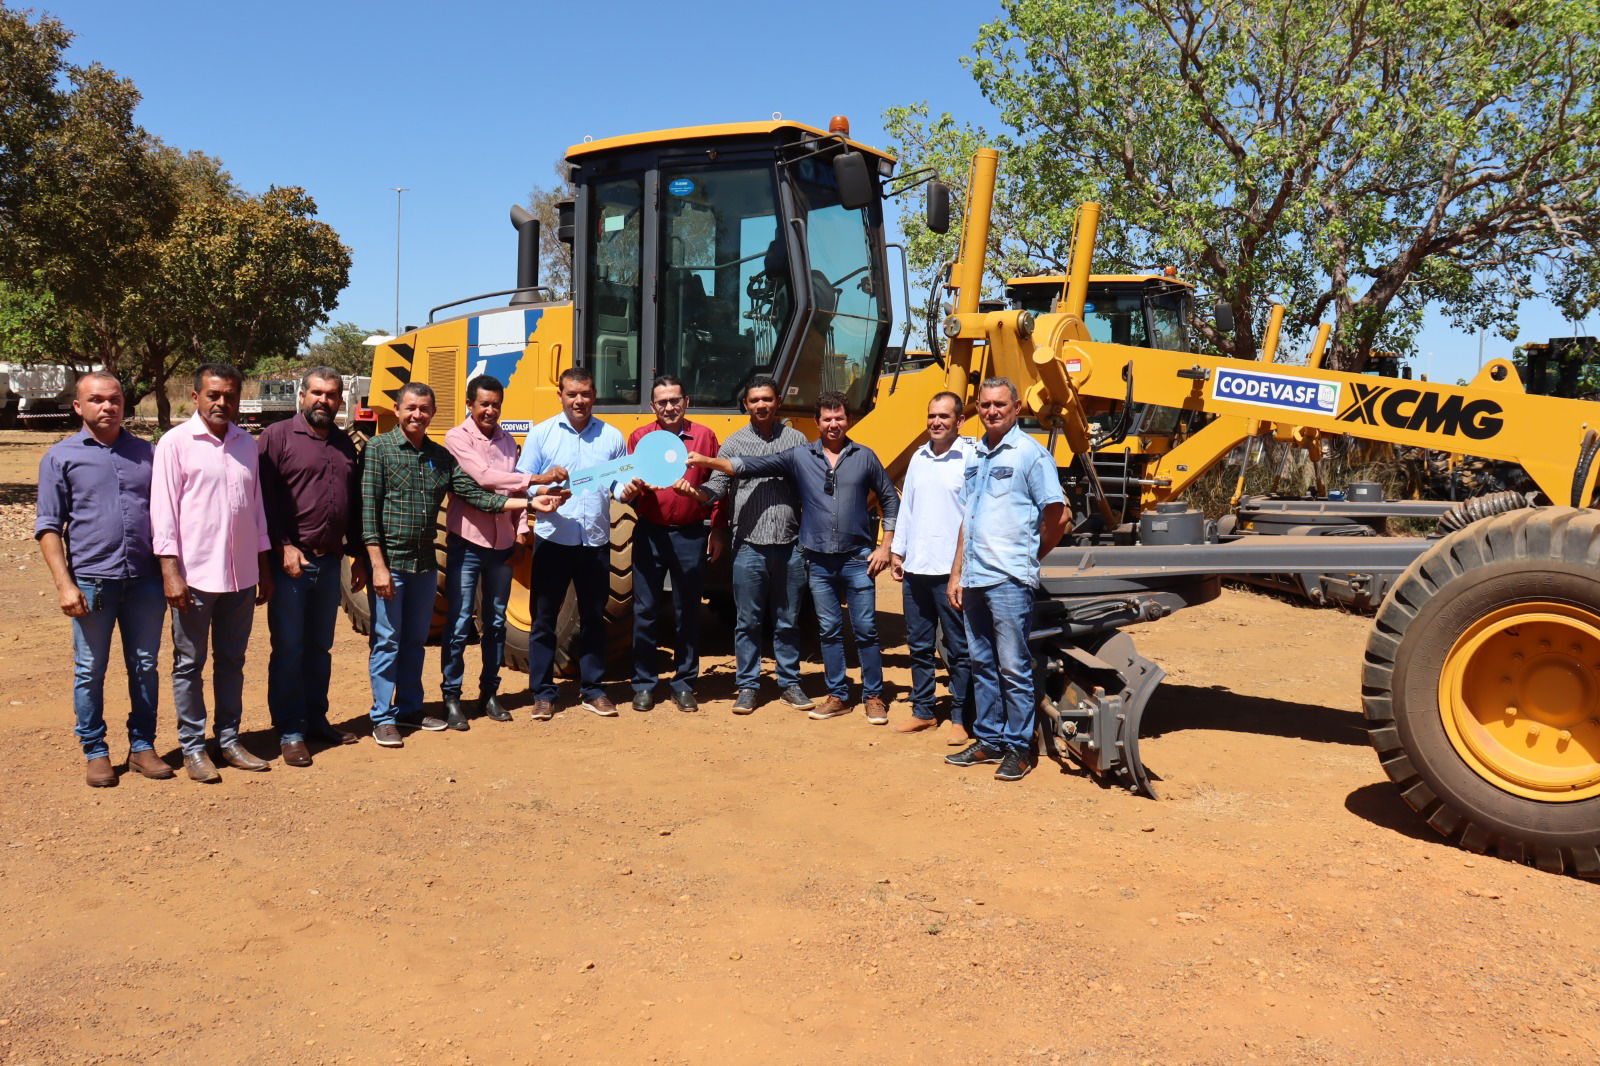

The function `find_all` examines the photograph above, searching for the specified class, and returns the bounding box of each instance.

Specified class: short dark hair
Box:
[300,365,342,392]
[929,390,963,414]
[398,381,436,405]
[979,376,1019,402]
[815,390,850,418]
[742,375,779,402]
[650,374,684,398]
[559,366,595,390]
[193,362,242,393]
[466,375,504,404]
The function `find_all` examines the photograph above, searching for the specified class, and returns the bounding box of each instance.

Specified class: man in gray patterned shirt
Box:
[705,376,816,715]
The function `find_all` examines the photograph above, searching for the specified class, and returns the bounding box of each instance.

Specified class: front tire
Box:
[1363,507,1600,876]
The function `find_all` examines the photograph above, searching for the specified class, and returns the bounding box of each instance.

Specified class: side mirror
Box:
[1213,300,1235,334]
[925,181,951,235]
[556,199,575,247]
[833,151,874,211]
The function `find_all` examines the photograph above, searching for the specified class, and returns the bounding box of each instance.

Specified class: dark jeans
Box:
[526,540,608,702]
[441,535,514,699]
[267,551,342,744]
[804,546,882,702]
[964,579,1037,754]
[731,540,803,692]
[903,572,972,725]
[170,587,256,757]
[631,523,708,695]
[70,575,164,760]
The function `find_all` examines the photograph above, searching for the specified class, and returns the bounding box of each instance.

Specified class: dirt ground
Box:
[0,427,1596,1066]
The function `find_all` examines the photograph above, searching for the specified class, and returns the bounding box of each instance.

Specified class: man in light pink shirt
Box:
[439,375,561,729]
[152,363,274,783]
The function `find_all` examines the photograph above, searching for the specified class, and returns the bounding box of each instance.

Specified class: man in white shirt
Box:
[889,391,974,741]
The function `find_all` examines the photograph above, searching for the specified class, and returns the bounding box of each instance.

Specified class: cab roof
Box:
[1005,273,1194,290]
[566,120,895,164]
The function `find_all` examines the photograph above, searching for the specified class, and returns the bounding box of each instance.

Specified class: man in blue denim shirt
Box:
[35,373,174,787]
[689,390,899,723]
[946,377,1068,782]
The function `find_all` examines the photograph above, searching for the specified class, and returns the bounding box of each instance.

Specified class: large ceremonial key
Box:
[565,429,688,497]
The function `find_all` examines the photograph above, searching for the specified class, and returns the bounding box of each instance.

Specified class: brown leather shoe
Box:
[529,699,555,722]
[127,749,175,779]
[220,743,270,772]
[895,716,936,733]
[807,696,854,720]
[280,740,312,767]
[582,695,618,718]
[864,697,889,725]
[185,751,221,783]
[945,722,971,746]
[372,723,403,747]
[85,755,116,787]
[308,720,359,745]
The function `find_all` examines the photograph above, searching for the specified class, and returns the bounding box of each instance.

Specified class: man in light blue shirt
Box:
[515,367,636,720]
[945,377,1068,782]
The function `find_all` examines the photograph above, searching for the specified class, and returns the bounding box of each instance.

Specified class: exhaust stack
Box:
[509,204,540,306]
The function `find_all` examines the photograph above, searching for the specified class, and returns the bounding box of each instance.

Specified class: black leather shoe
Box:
[479,694,511,722]
[632,690,655,712]
[944,741,1000,767]
[995,750,1032,781]
[443,696,470,731]
[308,719,359,746]
[671,690,699,713]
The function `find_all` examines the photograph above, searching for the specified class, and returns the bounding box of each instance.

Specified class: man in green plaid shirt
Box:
[360,382,563,748]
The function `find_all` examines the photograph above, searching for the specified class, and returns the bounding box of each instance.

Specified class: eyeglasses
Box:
[823,469,836,496]
[652,396,686,409]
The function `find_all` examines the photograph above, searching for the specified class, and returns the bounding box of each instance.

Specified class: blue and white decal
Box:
[500,420,531,435]
[466,308,540,386]
[668,178,695,196]
[1211,367,1340,417]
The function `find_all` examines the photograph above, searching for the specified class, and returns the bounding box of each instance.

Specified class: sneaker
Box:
[778,685,815,711]
[632,690,655,712]
[995,750,1032,782]
[529,699,556,722]
[397,715,447,732]
[945,741,1000,767]
[808,696,854,721]
[582,695,619,718]
[373,723,404,748]
[671,690,699,713]
[732,690,758,715]
[864,697,889,725]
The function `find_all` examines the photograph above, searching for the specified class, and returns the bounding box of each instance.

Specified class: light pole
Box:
[392,186,409,336]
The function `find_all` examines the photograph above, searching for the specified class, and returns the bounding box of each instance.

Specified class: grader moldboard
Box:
[355,122,1600,876]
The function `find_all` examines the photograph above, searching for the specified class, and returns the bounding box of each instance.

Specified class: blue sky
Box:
[45,0,1589,386]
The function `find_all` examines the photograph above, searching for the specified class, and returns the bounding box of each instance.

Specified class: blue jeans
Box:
[526,541,608,702]
[903,572,972,724]
[368,569,437,726]
[804,547,882,702]
[632,523,708,695]
[963,579,1037,754]
[441,536,514,699]
[731,540,803,692]
[267,551,343,744]
[170,587,257,756]
[70,575,164,760]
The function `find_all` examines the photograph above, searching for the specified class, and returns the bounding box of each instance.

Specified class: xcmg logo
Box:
[1336,381,1504,440]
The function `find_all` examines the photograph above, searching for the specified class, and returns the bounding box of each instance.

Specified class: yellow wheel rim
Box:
[1439,602,1600,802]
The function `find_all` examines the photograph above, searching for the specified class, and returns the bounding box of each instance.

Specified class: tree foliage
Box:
[306,321,383,377]
[525,160,575,300]
[885,0,1600,370]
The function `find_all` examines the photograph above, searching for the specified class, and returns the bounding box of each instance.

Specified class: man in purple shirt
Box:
[35,372,174,787]
[151,362,275,783]
[258,366,365,767]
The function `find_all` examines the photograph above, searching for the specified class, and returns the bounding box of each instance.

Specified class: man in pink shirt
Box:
[151,363,275,783]
[440,375,557,729]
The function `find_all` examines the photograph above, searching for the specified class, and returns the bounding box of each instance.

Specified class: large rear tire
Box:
[1363,506,1600,876]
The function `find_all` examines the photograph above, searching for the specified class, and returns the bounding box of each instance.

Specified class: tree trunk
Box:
[155,372,171,429]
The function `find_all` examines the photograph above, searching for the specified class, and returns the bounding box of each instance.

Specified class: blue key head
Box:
[628,429,690,487]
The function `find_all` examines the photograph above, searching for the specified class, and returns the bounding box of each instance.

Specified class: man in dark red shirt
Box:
[258,367,366,766]
[628,375,724,713]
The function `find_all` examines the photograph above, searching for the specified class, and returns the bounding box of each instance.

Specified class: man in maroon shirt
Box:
[258,367,366,766]
[628,375,725,713]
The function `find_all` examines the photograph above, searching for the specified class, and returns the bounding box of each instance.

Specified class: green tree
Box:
[885,0,1600,370]
[526,160,575,300]
[306,320,384,377]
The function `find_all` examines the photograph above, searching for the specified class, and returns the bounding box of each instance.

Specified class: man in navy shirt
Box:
[35,373,174,787]
[689,390,899,723]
